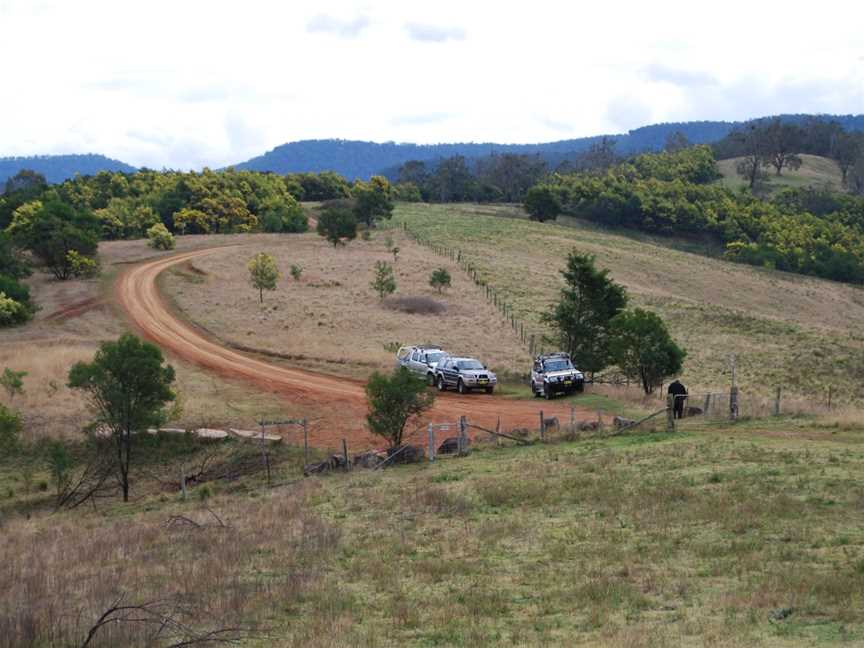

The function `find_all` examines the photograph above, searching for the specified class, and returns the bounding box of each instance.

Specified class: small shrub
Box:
[429,267,451,293]
[198,484,212,501]
[0,403,22,451]
[1,368,26,400]
[38,480,48,492]
[384,296,446,315]
[290,264,303,281]
[360,228,372,241]
[147,222,176,250]
[371,261,396,300]
[382,341,402,353]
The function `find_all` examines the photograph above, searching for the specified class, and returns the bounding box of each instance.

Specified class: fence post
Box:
[773,387,781,417]
[303,419,309,466]
[666,395,676,432]
[180,465,187,500]
[703,393,711,416]
[539,410,544,442]
[428,424,435,462]
[342,438,349,471]
[828,386,833,409]
[729,386,738,421]
[570,406,575,433]
[496,416,501,447]
[529,335,535,356]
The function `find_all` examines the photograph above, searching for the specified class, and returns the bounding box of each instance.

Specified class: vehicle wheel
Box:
[575,383,584,393]
[485,387,494,394]
[544,386,553,400]
[437,376,446,391]
[532,382,540,398]
[457,379,467,395]
[427,372,435,386]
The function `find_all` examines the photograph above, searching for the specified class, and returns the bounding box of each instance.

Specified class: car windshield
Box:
[425,352,443,364]
[458,360,484,370]
[543,359,573,372]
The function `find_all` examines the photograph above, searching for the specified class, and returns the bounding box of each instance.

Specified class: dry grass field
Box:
[160,231,528,378]
[394,203,864,404]
[715,154,844,193]
[3,419,864,647]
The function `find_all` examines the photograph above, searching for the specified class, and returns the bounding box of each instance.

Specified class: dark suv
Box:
[531,352,584,399]
[435,356,497,394]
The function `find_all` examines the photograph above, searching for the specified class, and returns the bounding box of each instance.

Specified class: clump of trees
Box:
[528,146,864,284]
[545,252,685,393]
[365,367,435,447]
[248,252,279,303]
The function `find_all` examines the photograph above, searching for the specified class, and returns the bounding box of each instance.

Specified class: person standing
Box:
[668,379,687,419]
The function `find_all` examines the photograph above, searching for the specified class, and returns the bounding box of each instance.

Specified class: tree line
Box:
[522,144,864,284]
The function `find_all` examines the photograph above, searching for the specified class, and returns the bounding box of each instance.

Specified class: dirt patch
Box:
[44,296,105,321]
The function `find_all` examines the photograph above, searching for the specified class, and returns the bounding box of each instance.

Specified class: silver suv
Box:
[396,345,448,385]
[531,352,584,399]
[435,356,497,394]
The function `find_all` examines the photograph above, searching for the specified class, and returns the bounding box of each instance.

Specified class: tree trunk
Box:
[259,286,263,303]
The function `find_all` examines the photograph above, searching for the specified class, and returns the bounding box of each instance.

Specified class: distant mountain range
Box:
[4,114,864,185]
[0,153,137,186]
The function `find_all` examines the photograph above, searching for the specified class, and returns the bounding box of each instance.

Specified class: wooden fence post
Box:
[496,416,501,447]
[729,386,738,421]
[828,386,833,409]
[773,387,781,417]
[428,424,435,462]
[303,419,309,466]
[342,438,349,471]
[539,410,544,442]
[703,393,711,416]
[666,395,676,432]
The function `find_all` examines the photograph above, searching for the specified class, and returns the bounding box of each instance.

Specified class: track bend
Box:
[116,246,602,448]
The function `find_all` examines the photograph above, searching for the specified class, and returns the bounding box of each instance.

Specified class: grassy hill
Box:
[715,154,844,193]
[393,203,864,404]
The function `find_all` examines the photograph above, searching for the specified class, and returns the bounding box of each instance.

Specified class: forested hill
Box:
[0,154,137,185]
[232,115,864,179]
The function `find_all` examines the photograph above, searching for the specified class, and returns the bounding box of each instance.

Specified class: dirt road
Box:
[116,246,603,449]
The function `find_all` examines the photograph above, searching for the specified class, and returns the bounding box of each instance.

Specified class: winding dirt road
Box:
[116,246,602,449]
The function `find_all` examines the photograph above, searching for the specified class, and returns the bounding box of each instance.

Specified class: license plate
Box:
[478,379,489,384]
[564,380,572,385]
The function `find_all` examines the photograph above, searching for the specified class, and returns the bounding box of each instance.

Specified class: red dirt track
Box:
[116,247,602,449]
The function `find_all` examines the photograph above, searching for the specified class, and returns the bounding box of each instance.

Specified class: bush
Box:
[0,403,22,452]
[429,267,451,292]
[371,261,396,300]
[0,292,30,327]
[365,367,435,447]
[261,199,308,233]
[0,274,31,305]
[66,250,100,278]
[147,223,176,250]
[290,264,303,281]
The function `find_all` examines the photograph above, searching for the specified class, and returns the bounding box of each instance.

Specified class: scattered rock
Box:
[613,416,635,429]
[685,406,704,417]
[353,450,387,469]
[387,444,425,464]
[577,420,600,432]
[769,607,794,621]
[437,436,469,454]
[195,428,229,440]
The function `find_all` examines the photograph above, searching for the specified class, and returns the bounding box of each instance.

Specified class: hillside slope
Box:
[395,203,864,403]
[716,154,844,193]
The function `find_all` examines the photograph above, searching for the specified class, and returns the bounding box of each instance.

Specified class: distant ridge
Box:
[232,114,864,180]
[0,153,137,185]
[5,114,864,184]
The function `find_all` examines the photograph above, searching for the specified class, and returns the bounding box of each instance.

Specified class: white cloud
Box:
[0,0,862,168]
[404,22,466,43]
[307,13,370,38]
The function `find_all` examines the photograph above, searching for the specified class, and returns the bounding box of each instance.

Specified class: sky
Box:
[1,0,862,169]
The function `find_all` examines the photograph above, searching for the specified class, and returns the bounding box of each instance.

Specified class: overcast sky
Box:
[1,0,862,169]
